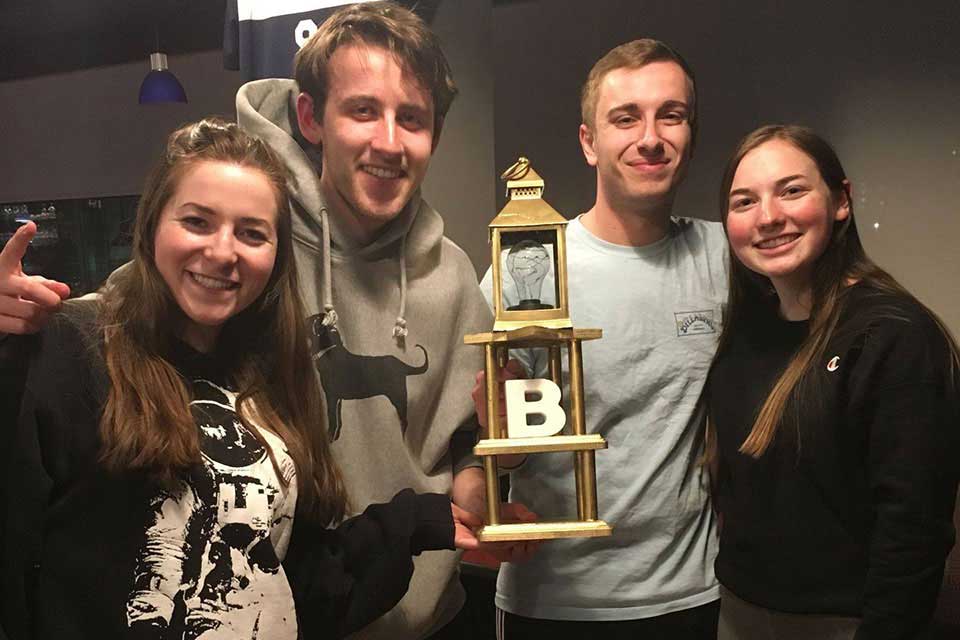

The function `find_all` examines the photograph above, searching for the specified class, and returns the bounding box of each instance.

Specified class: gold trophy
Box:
[465,157,612,542]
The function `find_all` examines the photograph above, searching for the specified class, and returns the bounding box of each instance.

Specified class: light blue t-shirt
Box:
[480,216,728,621]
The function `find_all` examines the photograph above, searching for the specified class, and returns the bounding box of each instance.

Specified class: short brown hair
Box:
[581,39,697,143]
[294,1,457,135]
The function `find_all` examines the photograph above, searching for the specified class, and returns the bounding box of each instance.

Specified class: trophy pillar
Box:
[482,343,501,525]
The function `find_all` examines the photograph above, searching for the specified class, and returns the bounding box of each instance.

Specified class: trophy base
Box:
[476,519,612,542]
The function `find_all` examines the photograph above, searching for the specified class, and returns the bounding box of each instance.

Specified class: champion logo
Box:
[826,356,840,372]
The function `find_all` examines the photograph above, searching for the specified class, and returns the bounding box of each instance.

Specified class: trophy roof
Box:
[505,164,544,190]
[490,197,568,228]
[493,156,567,228]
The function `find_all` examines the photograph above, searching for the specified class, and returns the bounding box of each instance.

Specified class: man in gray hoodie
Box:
[235,3,511,639]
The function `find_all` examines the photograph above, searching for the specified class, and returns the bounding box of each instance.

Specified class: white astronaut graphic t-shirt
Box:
[125,379,298,639]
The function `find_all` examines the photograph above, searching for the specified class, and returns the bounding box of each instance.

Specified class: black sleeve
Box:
[0,333,32,456]
[0,333,30,527]
[853,318,960,640]
[1,334,39,640]
[1,384,57,640]
[1,311,95,640]
[0,335,19,639]
[283,489,454,639]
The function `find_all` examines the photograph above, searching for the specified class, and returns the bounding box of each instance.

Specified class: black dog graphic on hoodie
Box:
[307,314,429,440]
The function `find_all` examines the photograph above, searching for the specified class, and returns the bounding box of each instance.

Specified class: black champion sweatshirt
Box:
[709,283,960,640]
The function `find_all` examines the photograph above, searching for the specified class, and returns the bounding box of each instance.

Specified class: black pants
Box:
[424,566,500,640]
[498,600,720,640]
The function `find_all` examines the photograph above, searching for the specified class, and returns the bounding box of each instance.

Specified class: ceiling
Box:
[0,0,226,82]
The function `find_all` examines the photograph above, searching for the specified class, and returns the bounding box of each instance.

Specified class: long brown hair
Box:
[713,124,960,458]
[98,117,346,524]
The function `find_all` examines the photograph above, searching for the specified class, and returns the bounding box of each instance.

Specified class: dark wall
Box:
[0,50,242,202]
[492,0,960,333]
[420,0,495,273]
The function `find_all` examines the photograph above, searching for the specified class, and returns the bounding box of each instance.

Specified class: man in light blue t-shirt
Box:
[478,39,728,639]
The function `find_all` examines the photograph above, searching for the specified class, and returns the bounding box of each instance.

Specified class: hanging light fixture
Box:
[138,26,187,104]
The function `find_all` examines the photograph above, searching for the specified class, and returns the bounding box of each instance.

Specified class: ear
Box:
[579,123,598,167]
[835,179,852,222]
[431,115,444,153]
[296,92,324,146]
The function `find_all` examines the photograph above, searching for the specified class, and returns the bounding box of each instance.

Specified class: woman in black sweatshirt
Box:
[0,118,479,640]
[707,124,960,640]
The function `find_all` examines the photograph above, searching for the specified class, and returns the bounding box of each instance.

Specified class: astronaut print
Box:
[126,379,298,639]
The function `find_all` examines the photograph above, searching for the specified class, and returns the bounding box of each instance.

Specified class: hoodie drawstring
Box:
[392,234,408,341]
[319,207,338,328]
[320,206,409,344]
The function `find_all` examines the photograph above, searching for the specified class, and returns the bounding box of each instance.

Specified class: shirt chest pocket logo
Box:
[674,309,717,337]
[827,355,841,372]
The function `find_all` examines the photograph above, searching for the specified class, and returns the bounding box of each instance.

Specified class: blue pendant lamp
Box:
[139,51,187,104]
[139,22,186,105]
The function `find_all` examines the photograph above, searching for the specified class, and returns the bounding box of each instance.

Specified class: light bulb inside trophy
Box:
[506,240,553,311]
[464,157,612,542]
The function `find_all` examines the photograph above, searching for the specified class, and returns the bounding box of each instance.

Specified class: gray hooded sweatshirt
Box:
[237,79,491,639]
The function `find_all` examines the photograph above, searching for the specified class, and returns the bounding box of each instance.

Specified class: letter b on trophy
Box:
[505,379,565,438]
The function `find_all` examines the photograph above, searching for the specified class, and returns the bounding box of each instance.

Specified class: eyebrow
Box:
[342,94,430,113]
[658,100,690,112]
[178,202,215,215]
[728,174,807,198]
[178,203,274,228]
[606,99,690,119]
[238,217,274,228]
[342,94,378,105]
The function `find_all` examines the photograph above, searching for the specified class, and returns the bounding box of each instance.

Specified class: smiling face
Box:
[725,138,850,295]
[297,44,435,243]
[579,61,693,215]
[153,160,280,351]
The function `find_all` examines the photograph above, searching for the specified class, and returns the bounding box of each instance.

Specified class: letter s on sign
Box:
[295,19,318,48]
[505,379,566,438]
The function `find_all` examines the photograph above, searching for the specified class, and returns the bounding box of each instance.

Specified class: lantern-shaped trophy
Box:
[465,157,612,541]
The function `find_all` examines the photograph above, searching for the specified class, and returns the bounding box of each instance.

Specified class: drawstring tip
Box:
[392,317,408,339]
[322,307,339,327]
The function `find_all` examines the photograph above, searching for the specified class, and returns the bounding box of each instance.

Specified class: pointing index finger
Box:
[0,221,36,274]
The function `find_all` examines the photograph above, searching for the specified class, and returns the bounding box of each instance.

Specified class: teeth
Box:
[190,272,237,290]
[362,165,402,179]
[757,235,798,249]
